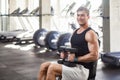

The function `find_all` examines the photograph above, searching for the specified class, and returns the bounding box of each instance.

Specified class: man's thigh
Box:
[61,65,89,80]
[50,63,62,76]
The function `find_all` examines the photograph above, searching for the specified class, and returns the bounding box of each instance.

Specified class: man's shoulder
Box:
[85,28,98,42]
[86,28,96,36]
[88,27,99,35]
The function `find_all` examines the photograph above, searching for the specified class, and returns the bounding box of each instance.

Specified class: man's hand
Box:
[60,52,65,59]
[68,52,75,62]
[60,52,68,59]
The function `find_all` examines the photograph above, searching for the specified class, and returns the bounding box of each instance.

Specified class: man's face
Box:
[77,11,89,26]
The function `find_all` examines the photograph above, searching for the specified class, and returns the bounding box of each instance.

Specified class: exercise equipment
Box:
[44,31,60,50]
[70,23,77,30]
[15,30,34,44]
[57,33,71,48]
[30,7,39,15]
[0,7,33,42]
[0,33,6,40]
[0,29,27,41]
[19,8,29,14]
[0,29,35,44]
[10,8,21,15]
[101,52,120,66]
[33,29,47,47]
[57,46,78,67]
[33,30,72,51]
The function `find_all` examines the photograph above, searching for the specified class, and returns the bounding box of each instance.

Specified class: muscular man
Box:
[38,7,99,80]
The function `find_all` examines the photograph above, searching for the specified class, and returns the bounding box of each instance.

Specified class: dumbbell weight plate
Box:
[57,33,72,48]
[45,31,60,50]
[33,29,47,47]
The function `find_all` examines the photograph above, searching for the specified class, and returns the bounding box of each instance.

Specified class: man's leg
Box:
[46,63,62,80]
[38,62,51,80]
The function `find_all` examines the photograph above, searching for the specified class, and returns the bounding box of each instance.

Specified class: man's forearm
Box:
[77,52,99,62]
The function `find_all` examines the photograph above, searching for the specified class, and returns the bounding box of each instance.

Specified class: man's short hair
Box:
[77,7,89,16]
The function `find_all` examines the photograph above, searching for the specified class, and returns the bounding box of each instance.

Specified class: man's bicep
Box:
[86,31,99,54]
[88,38,99,53]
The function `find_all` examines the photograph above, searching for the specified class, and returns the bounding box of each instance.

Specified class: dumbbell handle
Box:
[58,46,78,54]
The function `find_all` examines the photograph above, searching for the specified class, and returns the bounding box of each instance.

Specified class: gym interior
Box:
[0,0,120,80]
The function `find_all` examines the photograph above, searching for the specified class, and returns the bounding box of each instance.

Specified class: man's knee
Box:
[40,62,51,72]
[47,63,62,75]
[47,64,55,72]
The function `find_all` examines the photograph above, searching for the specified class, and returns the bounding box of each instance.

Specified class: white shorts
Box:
[62,64,89,80]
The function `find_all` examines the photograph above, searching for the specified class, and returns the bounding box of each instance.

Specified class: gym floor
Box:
[0,42,120,80]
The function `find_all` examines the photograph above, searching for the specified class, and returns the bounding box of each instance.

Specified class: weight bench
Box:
[87,61,97,80]
[101,52,120,66]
